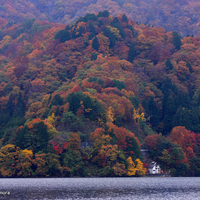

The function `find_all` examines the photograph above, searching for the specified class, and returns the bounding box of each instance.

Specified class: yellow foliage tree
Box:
[135,158,146,176]
[47,113,55,125]
[121,89,135,98]
[33,153,49,176]
[0,144,19,177]
[41,94,51,107]
[133,108,145,123]
[112,162,126,176]
[22,149,33,157]
[0,35,12,48]
[90,128,112,149]
[126,157,137,176]
[17,149,33,177]
[25,102,43,119]
[107,106,114,122]
[107,26,121,39]
[99,144,119,162]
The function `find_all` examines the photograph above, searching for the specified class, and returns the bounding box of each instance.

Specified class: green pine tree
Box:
[128,43,136,63]
[172,31,182,50]
[165,58,173,70]
[6,93,14,117]
[14,92,26,117]
[92,37,100,51]
[122,14,128,23]
[186,62,193,73]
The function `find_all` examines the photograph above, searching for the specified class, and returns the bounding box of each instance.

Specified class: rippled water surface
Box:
[0,177,200,199]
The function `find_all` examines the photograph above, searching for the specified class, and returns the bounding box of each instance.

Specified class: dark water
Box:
[0,177,200,199]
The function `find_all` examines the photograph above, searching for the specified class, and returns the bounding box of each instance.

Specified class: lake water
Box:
[0,177,200,199]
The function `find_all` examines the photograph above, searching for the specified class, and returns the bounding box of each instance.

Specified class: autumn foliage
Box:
[0,10,200,177]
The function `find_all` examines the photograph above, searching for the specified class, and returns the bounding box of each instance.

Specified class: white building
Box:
[148,161,161,174]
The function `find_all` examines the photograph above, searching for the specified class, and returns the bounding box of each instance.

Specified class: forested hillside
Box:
[0,11,200,177]
[1,0,200,36]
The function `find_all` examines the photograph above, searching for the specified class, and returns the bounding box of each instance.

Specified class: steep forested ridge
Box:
[1,0,200,36]
[0,11,200,177]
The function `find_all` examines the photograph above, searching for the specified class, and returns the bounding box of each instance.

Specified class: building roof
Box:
[148,161,160,169]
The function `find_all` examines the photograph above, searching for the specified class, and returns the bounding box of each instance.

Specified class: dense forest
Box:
[0,9,200,177]
[1,0,200,36]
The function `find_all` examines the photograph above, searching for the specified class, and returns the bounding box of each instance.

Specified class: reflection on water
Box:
[0,177,200,199]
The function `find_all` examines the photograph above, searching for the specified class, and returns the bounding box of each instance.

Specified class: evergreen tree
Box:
[88,22,96,34]
[35,122,49,153]
[129,95,140,109]
[98,20,104,27]
[189,157,200,176]
[83,96,95,120]
[65,25,70,31]
[157,136,175,157]
[126,25,135,37]
[110,17,126,39]
[92,37,100,51]
[172,107,191,129]
[193,87,200,106]
[62,148,85,176]
[60,30,70,43]
[190,107,200,133]
[165,58,173,70]
[16,122,49,153]
[67,91,85,114]
[55,30,71,43]
[2,127,16,145]
[142,99,149,116]
[51,94,63,107]
[112,79,126,90]
[148,96,160,128]
[14,92,26,117]
[91,53,98,61]
[72,26,84,39]
[122,14,128,23]
[55,105,60,116]
[3,83,13,95]
[163,93,177,134]
[186,62,193,73]
[172,31,182,50]
[125,136,142,161]
[97,10,109,18]
[6,93,14,117]
[88,33,96,40]
[88,23,96,40]
[176,91,190,108]
[16,125,30,149]
[128,43,136,63]
[161,78,178,97]
[83,14,97,22]
[103,27,116,48]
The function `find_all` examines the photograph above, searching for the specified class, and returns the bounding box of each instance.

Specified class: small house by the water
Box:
[148,161,161,174]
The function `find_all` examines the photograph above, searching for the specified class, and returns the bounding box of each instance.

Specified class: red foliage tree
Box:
[145,134,159,151]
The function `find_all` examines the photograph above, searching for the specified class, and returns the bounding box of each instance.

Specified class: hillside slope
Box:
[0,12,200,177]
[1,0,200,36]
